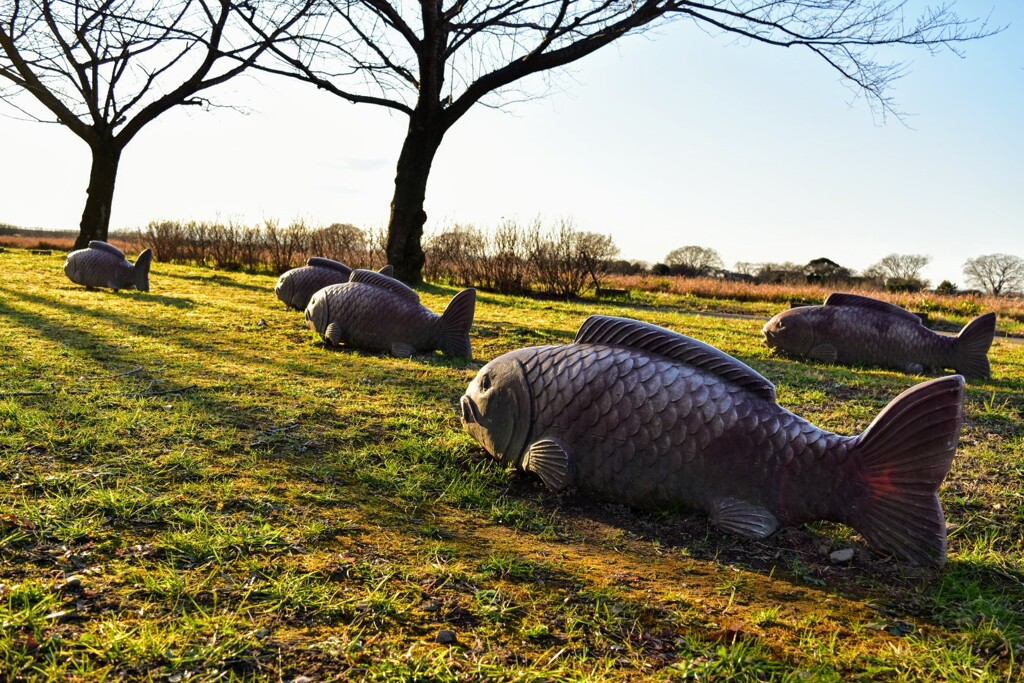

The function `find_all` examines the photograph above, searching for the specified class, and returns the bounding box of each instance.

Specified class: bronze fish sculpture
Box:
[63,241,153,292]
[305,269,476,359]
[461,315,964,567]
[275,258,394,310]
[762,293,995,380]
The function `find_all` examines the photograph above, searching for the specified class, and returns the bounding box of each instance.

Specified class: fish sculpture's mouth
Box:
[460,394,501,461]
[460,395,479,425]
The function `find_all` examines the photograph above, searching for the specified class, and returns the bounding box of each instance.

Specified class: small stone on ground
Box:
[830,548,855,564]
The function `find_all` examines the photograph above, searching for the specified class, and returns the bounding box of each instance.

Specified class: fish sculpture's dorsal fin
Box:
[824,293,922,324]
[350,269,420,303]
[88,241,126,259]
[306,257,352,276]
[575,315,776,401]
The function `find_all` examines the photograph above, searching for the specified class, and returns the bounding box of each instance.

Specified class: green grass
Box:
[1,248,1022,681]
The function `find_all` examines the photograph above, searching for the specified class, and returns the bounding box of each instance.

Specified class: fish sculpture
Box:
[63,241,153,292]
[762,293,996,380]
[275,258,394,310]
[305,269,476,359]
[461,315,965,567]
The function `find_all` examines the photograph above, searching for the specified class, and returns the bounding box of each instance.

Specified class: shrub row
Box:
[132,219,619,298]
[424,219,619,297]
[133,220,388,273]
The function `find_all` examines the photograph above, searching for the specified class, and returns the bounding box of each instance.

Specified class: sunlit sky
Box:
[2,3,1021,286]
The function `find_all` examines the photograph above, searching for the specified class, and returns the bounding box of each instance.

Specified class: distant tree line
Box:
[612,247,1024,296]
[607,247,934,291]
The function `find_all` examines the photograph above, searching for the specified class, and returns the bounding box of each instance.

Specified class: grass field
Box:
[2,248,1022,681]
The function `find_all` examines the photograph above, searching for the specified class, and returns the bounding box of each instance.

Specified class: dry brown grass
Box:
[608,274,1024,323]
[0,233,142,254]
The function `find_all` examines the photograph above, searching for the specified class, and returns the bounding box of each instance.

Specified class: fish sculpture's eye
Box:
[481,374,492,391]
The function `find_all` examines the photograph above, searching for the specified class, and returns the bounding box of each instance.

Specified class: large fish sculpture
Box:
[461,315,965,567]
[275,258,394,310]
[63,241,153,292]
[305,269,476,359]
[762,293,995,380]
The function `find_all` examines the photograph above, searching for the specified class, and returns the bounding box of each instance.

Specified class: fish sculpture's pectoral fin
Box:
[391,342,417,357]
[711,497,780,539]
[808,344,838,363]
[904,361,924,374]
[521,438,572,492]
[324,323,345,345]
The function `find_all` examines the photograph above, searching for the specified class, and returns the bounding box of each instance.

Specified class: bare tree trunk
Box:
[74,140,122,250]
[386,111,444,285]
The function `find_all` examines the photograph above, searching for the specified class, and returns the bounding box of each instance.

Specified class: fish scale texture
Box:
[817,307,951,368]
[764,303,967,374]
[306,281,441,354]
[64,246,137,290]
[518,344,850,520]
[276,264,352,310]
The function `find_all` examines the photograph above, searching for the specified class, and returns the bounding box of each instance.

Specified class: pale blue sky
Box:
[2,2,1021,286]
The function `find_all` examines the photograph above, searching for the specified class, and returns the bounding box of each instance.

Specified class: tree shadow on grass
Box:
[0,287,302,374]
[157,270,271,293]
[109,289,198,309]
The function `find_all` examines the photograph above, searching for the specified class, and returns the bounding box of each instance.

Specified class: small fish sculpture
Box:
[461,315,964,567]
[63,241,153,292]
[762,293,995,380]
[275,258,394,311]
[305,269,476,359]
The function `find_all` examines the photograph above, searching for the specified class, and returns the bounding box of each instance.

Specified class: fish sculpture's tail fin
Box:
[438,288,476,359]
[133,249,153,292]
[848,375,964,567]
[955,312,996,380]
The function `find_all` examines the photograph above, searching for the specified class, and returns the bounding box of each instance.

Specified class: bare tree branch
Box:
[0,0,317,246]
[241,0,996,284]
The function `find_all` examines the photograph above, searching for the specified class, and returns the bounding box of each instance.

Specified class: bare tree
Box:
[733,262,759,277]
[665,245,723,276]
[424,224,487,286]
[865,253,931,281]
[963,254,1024,296]
[864,253,931,291]
[0,0,313,249]
[310,222,372,267]
[484,219,531,294]
[248,1,994,284]
[528,219,618,297]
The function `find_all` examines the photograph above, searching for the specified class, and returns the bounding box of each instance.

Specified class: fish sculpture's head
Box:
[762,308,814,355]
[304,289,329,334]
[461,351,533,466]
[275,273,294,307]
